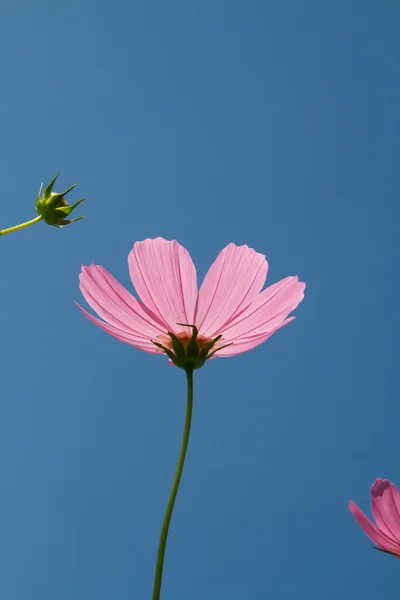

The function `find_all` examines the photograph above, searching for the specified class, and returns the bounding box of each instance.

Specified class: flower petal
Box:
[76,304,158,353]
[195,243,268,336]
[349,500,400,554]
[371,479,400,543]
[128,238,198,333]
[213,319,293,357]
[79,264,164,338]
[221,276,305,340]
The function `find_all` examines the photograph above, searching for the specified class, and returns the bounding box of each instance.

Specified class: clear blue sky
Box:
[1,1,399,598]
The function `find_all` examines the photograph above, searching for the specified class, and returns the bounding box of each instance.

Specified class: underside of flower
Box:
[349,478,400,559]
[78,237,306,365]
[152,325,232,370]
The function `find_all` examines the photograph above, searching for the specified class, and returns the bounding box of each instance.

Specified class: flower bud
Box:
[35,173,85,227]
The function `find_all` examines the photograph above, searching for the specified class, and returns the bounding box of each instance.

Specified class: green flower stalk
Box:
[0,173,85,236]
[77,237,306,600]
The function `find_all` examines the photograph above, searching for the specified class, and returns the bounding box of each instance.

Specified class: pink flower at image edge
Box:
[349,478,400,557]
[77,237,305,364]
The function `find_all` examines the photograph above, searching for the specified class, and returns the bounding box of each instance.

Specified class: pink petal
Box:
[214,319,293,357]
[77,304,158,353]
[371,479,400,543]
[195,243,268,337]
[79,265,164,338]
[221,277,305,340]
[349,501,400,554]
[128,238,198,333]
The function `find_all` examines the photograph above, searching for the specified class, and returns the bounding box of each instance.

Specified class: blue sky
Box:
[0,1,399,598]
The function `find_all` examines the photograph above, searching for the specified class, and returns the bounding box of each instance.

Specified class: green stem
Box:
[152,368,194,600]
[0,215,43,236]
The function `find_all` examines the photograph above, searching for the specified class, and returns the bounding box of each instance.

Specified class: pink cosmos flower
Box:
[77,237,305,370]
[349,478,400,557]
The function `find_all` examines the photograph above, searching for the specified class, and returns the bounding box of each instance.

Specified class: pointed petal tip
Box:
[348,500,358,512]
[79,265,90,278]
[75,301,87,313]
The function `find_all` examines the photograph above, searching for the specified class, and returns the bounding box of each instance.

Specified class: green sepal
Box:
[153,326,230,370]
[59,184,77,197]
[36,183,43,204]
[177,324,199,357]
[54,216,85,228]
[168,332,186,358]
[152,341,177,364]
[199,334,222,359]
[47,193,63,209]
[55,197,85,217]
[207,342,233,359]
[42,173,59,200]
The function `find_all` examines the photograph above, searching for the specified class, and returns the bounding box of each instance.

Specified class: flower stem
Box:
[0,215,43,236]
[152,368,194,600]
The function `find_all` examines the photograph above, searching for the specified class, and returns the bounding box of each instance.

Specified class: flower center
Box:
[151,324,232,370]
[155,331,214,353]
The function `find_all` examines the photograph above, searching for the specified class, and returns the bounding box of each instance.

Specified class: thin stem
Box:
[0,215,43,236]
[152,368,194,600]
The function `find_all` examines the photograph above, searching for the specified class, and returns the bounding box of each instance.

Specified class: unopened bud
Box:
[35,173,85,227]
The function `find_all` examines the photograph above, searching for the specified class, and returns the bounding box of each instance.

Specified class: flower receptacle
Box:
[152,325,232,370]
